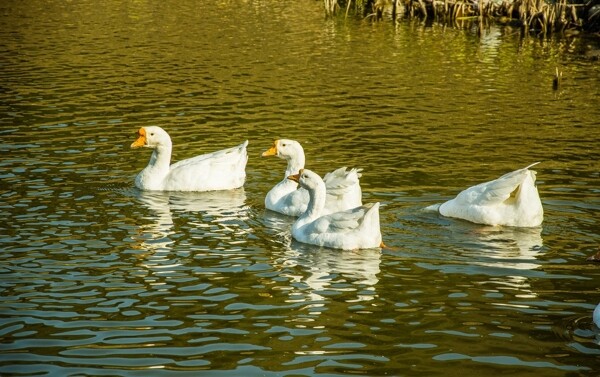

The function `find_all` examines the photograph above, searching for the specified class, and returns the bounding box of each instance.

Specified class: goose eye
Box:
[281,143,287,147]
[150,133,155,136]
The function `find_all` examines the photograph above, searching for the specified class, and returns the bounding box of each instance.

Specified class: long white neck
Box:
[135,136,173,190]
[297,179,326,225]
[284,153,305,178]
[147,143,172,171]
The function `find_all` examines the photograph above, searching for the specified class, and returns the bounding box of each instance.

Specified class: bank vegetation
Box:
[323,0,600,35]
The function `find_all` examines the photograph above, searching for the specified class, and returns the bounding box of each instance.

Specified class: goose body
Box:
[428,163,543,227]
[288,169,382,250]
[131,126,248,192]
[262,139,362,217]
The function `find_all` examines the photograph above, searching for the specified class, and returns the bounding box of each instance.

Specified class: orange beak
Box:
[287,169,303,183]
[131,128,146,149]
[261,140,279,157]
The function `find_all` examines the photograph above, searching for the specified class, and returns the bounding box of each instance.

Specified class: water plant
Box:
[331,0,600,35]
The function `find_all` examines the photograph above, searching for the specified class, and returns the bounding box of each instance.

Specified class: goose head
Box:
[262,139,304,161]
[131,126,172,149]
[288,169,323,191]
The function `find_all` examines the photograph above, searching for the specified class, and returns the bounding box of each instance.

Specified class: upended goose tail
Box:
[428,163,543,227]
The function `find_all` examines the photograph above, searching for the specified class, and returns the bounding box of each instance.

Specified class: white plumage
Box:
[131,126,248,191]
[427,163,543,227]
[262,139,362,216]
[288,169,382,250]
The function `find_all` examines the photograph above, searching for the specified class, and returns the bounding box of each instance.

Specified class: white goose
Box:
[288,169,382,250]
[131,126,248,192]
[262,139,362,217]
[427,163,543,227]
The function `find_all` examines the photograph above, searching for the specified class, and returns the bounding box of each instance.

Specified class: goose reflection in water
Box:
[132,189,249,263]
[262,211,381,306]
[263,208,382,312]
[468,225,544,301]
[305,246,381,302]
[282,245,381,310]
[470,226,544,270]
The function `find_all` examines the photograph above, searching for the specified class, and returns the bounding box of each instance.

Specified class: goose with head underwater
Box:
[262,139,362,217]
[288,169,382,250]
[426,163,543,227]
[131,126,248,191]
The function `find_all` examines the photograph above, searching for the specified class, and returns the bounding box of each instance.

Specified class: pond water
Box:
[1,0,599,376]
